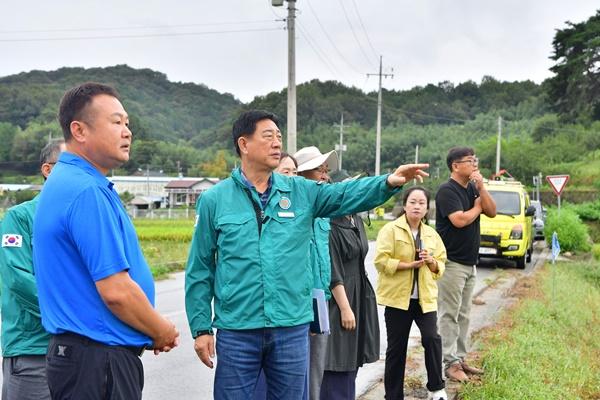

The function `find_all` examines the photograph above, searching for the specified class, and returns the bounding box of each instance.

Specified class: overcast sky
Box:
[0,1,598,102]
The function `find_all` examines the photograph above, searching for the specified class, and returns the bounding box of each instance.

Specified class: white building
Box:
[109,176,174,198]
[108,175,219,209]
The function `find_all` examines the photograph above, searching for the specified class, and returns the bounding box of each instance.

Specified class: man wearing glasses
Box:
[435,147,496,382]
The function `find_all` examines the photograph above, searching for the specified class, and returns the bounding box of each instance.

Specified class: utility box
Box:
[272,0,284,6]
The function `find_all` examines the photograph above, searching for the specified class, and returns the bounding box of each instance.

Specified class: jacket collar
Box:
[231,167,291,194]
[395,214,425,234]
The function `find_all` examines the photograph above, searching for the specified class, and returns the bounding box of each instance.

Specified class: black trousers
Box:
[384,301,444,399]
[320,370,358,400]
[46,333,144,400]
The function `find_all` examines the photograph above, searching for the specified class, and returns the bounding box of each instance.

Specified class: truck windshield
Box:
[489,191,521,215]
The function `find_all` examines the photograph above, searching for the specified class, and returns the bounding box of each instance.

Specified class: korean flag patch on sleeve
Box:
[2,234,23,248]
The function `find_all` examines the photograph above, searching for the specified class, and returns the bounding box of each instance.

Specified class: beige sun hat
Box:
[294,146,339,173]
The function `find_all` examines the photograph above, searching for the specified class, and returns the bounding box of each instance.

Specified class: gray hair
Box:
[40,139,65,165]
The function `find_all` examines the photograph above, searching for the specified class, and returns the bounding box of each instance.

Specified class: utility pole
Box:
[495,116,502,174]
[272,0,297,153]
[334,113,346,170]
[537,172,542,201]
[367,56,393,176]
[414,145,419,185]
[286,0,297,154]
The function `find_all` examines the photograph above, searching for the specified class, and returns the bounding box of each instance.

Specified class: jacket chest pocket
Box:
[394,236,415,261]
[216,214,255,248]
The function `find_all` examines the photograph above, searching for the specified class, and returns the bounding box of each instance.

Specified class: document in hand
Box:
[310,288,330,335]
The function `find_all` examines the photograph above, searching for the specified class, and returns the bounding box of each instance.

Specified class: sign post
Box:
[546,175,570,214]
[546,174,568,308]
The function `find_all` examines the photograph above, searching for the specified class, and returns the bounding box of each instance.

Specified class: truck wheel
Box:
[526,246,532,263]
[516,256,526,269]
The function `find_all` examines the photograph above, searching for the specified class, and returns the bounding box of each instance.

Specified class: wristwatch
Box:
[195,329,214,337]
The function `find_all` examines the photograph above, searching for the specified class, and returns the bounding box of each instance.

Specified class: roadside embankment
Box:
[460,259,600,400]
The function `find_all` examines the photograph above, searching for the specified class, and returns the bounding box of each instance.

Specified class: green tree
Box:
[11,121,61,174]
[0,122,19,162]
[547,10,600,123]
[195,150,231,179]
[531,114,560,142]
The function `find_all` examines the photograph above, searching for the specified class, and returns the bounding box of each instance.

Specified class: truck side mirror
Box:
[525,205,536,217]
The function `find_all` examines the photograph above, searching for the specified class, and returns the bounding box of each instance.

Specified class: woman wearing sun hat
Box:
[293,146,338,400]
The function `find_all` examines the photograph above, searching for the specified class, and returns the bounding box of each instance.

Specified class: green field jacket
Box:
[311,217,332,299]
[185,168,399,334]
[0,196,50,356]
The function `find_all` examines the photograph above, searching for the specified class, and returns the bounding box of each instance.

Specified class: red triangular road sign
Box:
[546,175,569,196]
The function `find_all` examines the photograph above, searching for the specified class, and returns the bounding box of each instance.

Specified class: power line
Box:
[0,27,283,43]
[0,20,279,35]
[305,0,364,75]
[296,22,340,77]
[349,0,379,61]
[336,0,377,69]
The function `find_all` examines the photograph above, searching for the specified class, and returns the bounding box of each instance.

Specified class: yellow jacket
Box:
[374,215,447,313]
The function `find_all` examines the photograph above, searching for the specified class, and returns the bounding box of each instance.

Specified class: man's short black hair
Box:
[232,110,280,156]
[39,139,65,165]
[446,146,475,171]
[58,82,120,141]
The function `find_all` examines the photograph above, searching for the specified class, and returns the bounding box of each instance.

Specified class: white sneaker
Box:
[428,388,448,400]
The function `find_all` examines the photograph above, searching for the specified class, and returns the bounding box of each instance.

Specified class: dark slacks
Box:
[46,333,144,400]
[384,301,444,399]
[320,370,357,400]
[2,355,51,400]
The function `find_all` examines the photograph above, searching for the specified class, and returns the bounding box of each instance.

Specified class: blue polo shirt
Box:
[240,170,272,209]
[33,152,154,346]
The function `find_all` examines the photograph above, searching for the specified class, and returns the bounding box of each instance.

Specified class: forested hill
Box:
[0,65,241,142]
[0,67,549,179]
[247,77,544,131]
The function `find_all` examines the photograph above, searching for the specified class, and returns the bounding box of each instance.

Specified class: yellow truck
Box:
[479,180,536,269]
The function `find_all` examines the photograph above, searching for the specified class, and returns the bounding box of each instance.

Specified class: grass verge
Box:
[365,219,389,241]
[460,260,600,400]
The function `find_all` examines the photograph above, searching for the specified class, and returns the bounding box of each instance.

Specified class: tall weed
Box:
[544,207,591,252]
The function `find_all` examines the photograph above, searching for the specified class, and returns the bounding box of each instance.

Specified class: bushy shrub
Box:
[544,207,591,252]
[572,200,600,221]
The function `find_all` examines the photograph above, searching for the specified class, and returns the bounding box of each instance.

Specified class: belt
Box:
[54,332,149,358]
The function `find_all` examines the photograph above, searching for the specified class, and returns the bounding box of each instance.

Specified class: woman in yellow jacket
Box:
[374,186,448,400]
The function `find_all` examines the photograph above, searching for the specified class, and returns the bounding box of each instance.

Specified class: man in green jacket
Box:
[185,110,428,399]
[0,139,65,400]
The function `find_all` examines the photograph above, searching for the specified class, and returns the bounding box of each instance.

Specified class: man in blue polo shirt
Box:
[33,82,179,399]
